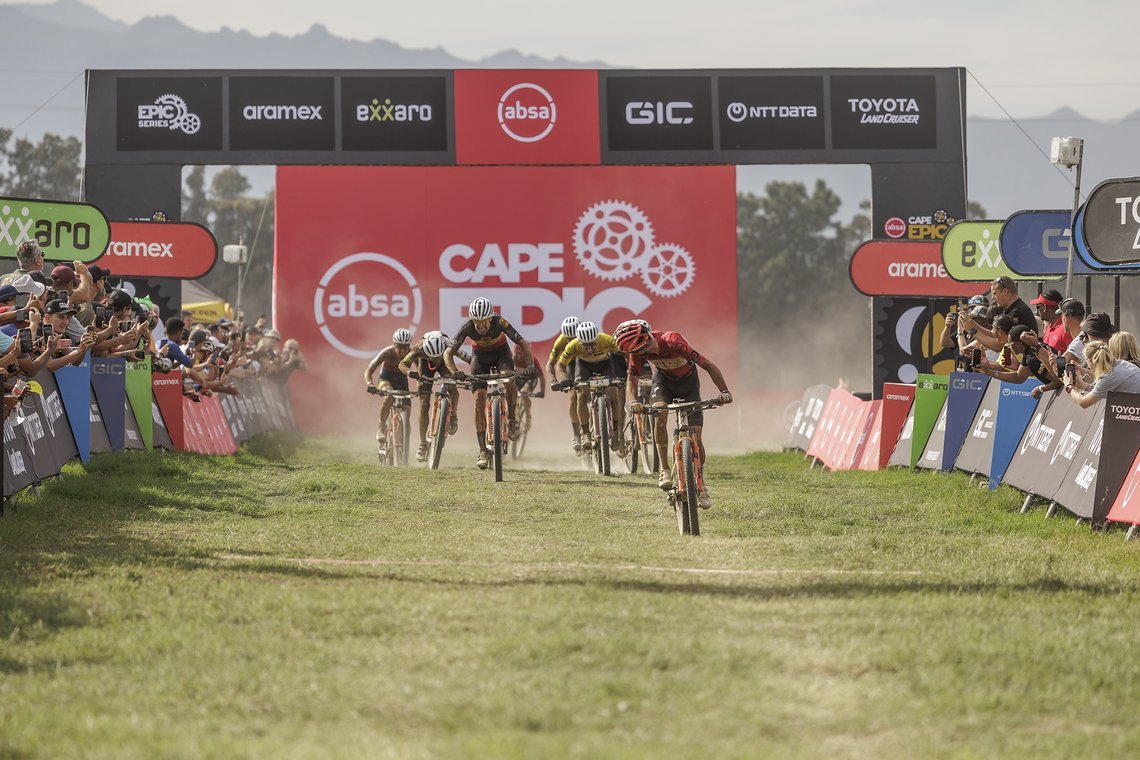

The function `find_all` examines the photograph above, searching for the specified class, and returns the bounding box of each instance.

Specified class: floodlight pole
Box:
[1065,157,1083,297]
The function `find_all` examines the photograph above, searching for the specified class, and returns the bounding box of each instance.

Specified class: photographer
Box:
[976,324,1062,398]
[268,338,307,385]
[1065,339,1140,408]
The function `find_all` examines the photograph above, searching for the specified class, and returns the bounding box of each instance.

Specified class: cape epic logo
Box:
[885,210,955,241]
[497,83,556,142]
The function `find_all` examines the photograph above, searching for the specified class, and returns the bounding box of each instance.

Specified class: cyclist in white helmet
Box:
[399,330,472,462]
[445,297,535,470]
[553,320,627,454]
[365,328,414,461]
[546,315,585,453]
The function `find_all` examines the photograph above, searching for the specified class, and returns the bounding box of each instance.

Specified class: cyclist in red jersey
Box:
[613,320,732,508]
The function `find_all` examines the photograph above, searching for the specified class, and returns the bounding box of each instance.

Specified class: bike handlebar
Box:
[369,387,416,399]
[469,371,516,383]
[664,398,725,412]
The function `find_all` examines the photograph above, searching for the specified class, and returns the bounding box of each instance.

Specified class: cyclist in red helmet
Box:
[614,319,732,508]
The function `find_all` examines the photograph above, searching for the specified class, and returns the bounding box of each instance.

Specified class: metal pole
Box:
[1065,152,1083,297]
[1114,276,1121,327]
[1085,277,1092,313]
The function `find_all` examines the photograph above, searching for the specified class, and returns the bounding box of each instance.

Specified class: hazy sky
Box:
[11,0,1140,119]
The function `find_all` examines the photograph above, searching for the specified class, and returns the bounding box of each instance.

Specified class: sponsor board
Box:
[716,75,825,151]
[941,220,1051,282]
[229,76,335,151]
[100,220,217,279]
[872,297,958,394]
[942,372,989,472]
[341,75,450,152]
[116,77,223,151]
[908,373,948,469]
[1106,449,1140,525]
[829,75,937,150]
[1081,177,1140,266]
[0,196,110,261]
[274,165,737,433]
[454,70,599,165]
[1000,210,1099,277]
[988,379,1043,490]
[850,240,985,297]
[604,74,713,153]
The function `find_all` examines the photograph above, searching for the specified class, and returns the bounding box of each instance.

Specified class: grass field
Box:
[3,435,1140,759]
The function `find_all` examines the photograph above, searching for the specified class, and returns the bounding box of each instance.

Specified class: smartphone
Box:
[17,329,33,354]
[971,348,982,368]
[14,308,28,323]
[40,324,54,339]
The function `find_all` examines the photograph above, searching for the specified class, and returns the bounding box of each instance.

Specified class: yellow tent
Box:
[181,280,232,323]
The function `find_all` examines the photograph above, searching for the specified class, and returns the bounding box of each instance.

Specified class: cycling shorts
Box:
[378,366,409,393]
[573,356,618,384]
[470,344,515,389]
[651,369,703,427]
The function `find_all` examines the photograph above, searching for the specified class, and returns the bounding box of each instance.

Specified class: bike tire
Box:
[512,405,529,459]
[429,396,448,470]
[397,409,411,467]
[681,438,699,536]
[641,414,659,474]
[624,415,639,474]
[598,400,611,476]
[491,397,504,482]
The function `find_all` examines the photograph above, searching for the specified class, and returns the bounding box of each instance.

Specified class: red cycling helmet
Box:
[614,320,652,352]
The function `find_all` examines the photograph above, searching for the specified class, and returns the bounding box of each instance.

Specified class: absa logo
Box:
[313,253,423,359]
[884,217,906,239]
[497,83,557,143]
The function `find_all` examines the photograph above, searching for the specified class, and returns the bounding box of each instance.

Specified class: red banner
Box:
[1107,449,1140,526]
[855,400,885,470]
[153,370,185,451]
[850,240,983,298]
[454,70,600,166]
[858,383,915,470]
[274,165,738,433]
[100,221,218,279]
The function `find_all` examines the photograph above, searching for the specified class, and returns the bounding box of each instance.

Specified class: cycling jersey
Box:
[628,331,704,380]
[450,315,524,353]
[558,333,619,366]
[548,333,572,364]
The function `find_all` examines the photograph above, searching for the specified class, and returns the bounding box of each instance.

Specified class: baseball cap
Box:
[11,274,45,297]
[45,299,76,316]
[1060,298,1086,317]
[0,285,19,302]
[87,264,110,283]
[108,289,133,311]
[1030,289,1064,306]
[50,265,78,285]
[187,329,211,349]
[967,295,988,306]
[264,329,281,340]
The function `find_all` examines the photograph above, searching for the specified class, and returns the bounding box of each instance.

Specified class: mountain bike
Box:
[425,376,469,470]
[623,376,658,475]
[470,372,516,482]
[511,388,534,460]
[368,386,414,467]
[663,398,723,536]
[576,375,624,476]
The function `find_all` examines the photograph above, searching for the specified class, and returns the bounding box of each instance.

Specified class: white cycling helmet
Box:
[393,328,412,345]
[576,321,599,343]
[421,333,447,359]
[469,297,494,320]
[560,316,580,338]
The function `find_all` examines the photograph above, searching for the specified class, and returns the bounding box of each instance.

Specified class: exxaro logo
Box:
[847,97,921,124]
[725,102,817,123]
[356,98,433,123]
[137,94,201,134]
[497,83,556,143]
[626,101,694,125]
[314,253,423,359]
[242,105,323,121]
[0,204,93,250]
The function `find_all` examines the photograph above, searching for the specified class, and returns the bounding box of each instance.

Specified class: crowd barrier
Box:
[786,375,1140,534]
[3,360,296,501]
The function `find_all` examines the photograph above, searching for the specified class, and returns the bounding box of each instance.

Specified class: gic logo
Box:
[313,252,423,359]
[626,101,694,125]
[137,94,201,134]
[497,83,556,143]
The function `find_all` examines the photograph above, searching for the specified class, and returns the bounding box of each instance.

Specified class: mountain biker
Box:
[399,331,471,462]
[512,341,545,442]
[445,297,536,470]
[547,316,584,453]
[613,320,732,509]
[554,321,627,454]
[365,328,414,461]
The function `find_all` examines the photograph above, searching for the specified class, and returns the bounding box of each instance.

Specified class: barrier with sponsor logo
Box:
[862,384,914,470]
[1106,450,1140,529]
[916,397,949,471]
[785,384,832,452]
[987,380,1043,490]
[941,372,989,472]
[953,380,1001,477]
[903,374,948,469]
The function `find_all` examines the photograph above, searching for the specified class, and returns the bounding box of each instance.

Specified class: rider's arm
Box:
[535,363,546,393]
[500,320,533,367]
[695,355,730,395]
[365,348,391,386]
[556,340,579,383]
[397,350,416,374]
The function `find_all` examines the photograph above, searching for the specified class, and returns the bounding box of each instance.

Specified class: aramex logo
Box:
[242,104,323,121]
[108,241,173,258]
[497,83,556,143]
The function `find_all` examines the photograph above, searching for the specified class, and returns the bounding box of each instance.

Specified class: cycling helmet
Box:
[393,328,412,345]
[469,297,494,320]
[421,333,446,359]
[560,316,580,338]
[614,320,652,352]
[576,321,599,344]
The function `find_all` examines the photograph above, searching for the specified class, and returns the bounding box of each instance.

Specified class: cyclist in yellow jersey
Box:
[554,321,627,454]
[547,316,584,453]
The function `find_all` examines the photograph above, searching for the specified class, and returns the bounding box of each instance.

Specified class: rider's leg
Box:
[378,395,394,439]
[569,388,582,440]
[692,425,706,480]
[653,403,670,469]
[473,388,487,447]
[607,386,625,441]
[418,393,430,445]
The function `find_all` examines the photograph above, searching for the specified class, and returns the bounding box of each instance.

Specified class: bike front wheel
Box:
[679,437,699,536]
[429,396,448,470]
[491,396,504,482]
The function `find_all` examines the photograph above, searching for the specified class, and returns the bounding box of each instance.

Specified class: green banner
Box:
[941,220,1054,282]
[909,374,949,469]
[0,196,110,262]
[126,357,153,449]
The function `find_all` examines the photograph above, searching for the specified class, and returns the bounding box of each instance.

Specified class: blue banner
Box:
[1001,210,1096,277]
[989,379,1043,489]
[943,372,989,472]
[53,360,92,463]
[90,357,127,453]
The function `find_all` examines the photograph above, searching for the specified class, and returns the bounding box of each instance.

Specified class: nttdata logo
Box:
[497,83,556,143]
[725,102,817,122]
[137,94,200,134]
